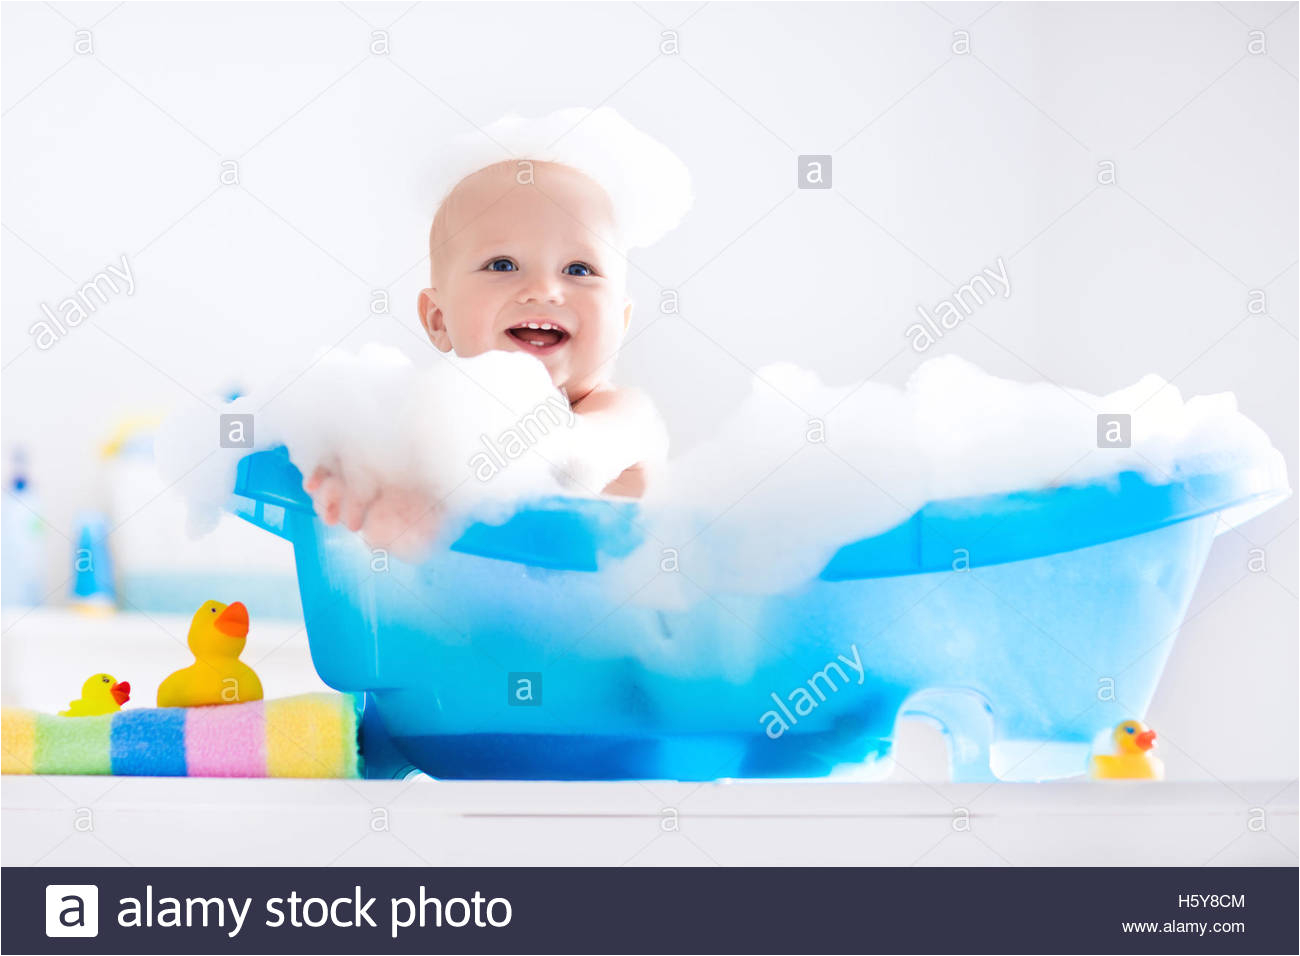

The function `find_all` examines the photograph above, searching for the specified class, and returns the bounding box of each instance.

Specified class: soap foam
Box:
[618,354,1287,600]
[157,344,578,540]
[159,345,1286,600]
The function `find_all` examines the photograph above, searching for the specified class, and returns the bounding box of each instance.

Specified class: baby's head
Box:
[417,107,692,404]
[419,159,630,403]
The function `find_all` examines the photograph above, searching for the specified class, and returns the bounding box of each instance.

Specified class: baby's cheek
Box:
[446,319,494,357]
[441,294,500,356]
[584,321,625,365]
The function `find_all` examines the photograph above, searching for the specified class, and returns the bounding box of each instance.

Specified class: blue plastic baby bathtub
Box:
[230,448,1287,782]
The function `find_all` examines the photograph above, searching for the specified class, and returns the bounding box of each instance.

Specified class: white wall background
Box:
[2,1,1296,780]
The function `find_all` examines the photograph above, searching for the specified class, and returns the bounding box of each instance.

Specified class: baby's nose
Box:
[517,275,563,304]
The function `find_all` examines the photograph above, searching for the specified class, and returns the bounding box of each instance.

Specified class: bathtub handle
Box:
[231,449,315,541]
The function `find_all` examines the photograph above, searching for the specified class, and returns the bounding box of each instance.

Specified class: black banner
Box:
[5,866,1296,955]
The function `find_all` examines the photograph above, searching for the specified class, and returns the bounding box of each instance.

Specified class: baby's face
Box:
[420,161,631,402]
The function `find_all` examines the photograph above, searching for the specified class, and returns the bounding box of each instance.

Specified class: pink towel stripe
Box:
[184,700,267,777]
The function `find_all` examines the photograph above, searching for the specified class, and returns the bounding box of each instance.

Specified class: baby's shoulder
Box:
[571,383,658,418]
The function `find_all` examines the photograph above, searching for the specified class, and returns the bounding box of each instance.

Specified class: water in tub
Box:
[157,345,1287,716]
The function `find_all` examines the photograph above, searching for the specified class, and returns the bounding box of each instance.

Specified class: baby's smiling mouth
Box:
[506,321,570,352]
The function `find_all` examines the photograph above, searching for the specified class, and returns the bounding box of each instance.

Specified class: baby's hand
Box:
[303,465,443,563]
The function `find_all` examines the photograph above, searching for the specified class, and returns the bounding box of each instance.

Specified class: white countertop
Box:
[4,776,1296,867]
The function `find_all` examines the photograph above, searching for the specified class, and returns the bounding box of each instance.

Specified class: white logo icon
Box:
[46,884,99,937]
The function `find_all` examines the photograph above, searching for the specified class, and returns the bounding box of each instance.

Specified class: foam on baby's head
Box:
[427,107,693,258]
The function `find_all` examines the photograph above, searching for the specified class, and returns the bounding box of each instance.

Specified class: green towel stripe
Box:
[34,713,113,775]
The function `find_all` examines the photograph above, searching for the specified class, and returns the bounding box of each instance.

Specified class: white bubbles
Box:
[160,347,1286,606]
[157,345,578,536]
[617,355,1287,599]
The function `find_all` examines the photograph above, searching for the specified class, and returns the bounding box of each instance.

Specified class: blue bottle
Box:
[1,448,47,608]
[70,510,116,612]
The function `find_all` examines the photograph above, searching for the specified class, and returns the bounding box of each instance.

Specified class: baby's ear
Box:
[418,289,453,352]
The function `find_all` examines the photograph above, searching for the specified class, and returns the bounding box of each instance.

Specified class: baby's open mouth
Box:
[506,321,570,353]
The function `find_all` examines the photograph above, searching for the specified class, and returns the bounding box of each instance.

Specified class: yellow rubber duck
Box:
[157,600,263,708]
[1089,719,1165,780]
[59,673,131,716]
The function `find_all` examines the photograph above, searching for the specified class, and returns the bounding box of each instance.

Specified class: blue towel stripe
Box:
[110,707,188,776]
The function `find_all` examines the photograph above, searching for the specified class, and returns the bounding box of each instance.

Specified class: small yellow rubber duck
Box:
[157,600,263,708]
[59,673,131,716]
[1089,719,1165,780]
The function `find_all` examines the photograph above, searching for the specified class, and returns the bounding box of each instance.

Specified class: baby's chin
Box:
[467,328,616,400]
[483,334,569,386]
[516,345,602,400]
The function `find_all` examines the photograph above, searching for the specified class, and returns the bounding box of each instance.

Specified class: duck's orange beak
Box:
[1135,729,1156,751]
[214,601,249,638]
[111,680,131,705]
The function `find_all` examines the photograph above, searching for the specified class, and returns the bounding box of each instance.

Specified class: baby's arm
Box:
[564,385,669,498]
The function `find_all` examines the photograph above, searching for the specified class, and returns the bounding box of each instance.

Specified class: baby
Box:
[304,108,690,557]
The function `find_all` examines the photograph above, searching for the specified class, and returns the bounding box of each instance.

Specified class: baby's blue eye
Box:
[564,262,593,277]
[486,258,516,272]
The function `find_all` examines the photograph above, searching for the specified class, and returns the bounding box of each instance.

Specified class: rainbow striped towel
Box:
[1,693,360,778]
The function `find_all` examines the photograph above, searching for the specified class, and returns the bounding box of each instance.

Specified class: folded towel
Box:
[1,693,360,778]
